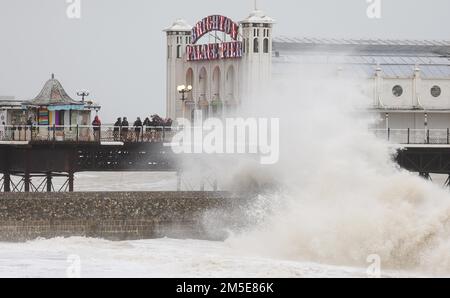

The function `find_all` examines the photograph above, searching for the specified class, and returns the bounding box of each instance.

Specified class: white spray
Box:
[216,65,450,275]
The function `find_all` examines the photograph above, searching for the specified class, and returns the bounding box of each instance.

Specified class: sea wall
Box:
[0,192,250,242]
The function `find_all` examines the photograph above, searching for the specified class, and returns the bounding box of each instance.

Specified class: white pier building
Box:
[165,9,450,131]
[273,37,450,130]
[165,10,275,121]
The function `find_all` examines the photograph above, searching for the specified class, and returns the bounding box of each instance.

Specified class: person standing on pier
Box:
[92,115,102,142]
[113,117,122,141]
[121,117,129,142]
[133,117,143,142]
[26,117,33,127]
[143,117,151,141]
[26,117,34,141]
[0,121,5,141]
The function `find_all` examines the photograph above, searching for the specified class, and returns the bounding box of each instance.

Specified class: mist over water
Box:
[217,67,450,275]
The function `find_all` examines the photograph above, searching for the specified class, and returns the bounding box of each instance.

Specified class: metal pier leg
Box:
[213,179,218,192]
[444,175,450,188]
[46,172,53,192]
[419,173,432,181]
[24,172,31,192]
[177,171,182,191]
[200,176,205,192]
[3,173,11,193]
[68,172,74,192]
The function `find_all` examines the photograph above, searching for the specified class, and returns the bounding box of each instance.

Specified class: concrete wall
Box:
[0,192,250,242]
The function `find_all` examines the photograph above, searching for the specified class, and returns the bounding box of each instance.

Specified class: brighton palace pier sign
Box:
[187,15,243,62]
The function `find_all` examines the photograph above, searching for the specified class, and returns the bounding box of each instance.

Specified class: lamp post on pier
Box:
[77,90,90,103]
[177,85,193,121]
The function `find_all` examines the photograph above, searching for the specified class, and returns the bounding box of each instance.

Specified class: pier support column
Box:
[46,172,53,192]
[68,172,74,192]
[419,173,432,181]
[213,179,218,191]
[445,175,450,188]
[3,173,11,193]
[200,177,205,192]
[177,171,182,191]
[24,172,31,192]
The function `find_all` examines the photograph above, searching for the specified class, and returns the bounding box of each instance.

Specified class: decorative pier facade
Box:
[165,10,275,121]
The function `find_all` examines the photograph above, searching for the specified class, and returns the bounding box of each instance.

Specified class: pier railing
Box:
[372,128,450,145]
[0,125,177,143]
[2,125,450,145]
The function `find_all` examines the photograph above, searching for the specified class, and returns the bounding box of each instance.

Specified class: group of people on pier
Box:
[91,115,173,142]
[0,114,172,143]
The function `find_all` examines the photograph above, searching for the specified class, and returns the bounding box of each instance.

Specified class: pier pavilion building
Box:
[272,37,450,130]
[165,10,275,121]
[165,9,450,131]
[22,74,100,128]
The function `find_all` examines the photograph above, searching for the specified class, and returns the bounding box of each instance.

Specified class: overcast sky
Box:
[1,0,449,122]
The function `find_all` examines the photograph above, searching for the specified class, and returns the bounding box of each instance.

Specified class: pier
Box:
[0,125,179,192]
[374,128,450,183]
[2,126,450,192]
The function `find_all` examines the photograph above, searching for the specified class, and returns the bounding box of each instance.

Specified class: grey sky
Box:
[1,0,449,122]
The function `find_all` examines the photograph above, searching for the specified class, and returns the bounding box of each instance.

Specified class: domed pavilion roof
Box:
[241,10,275,24]
[164,19,192,32]
[26,74,82,107]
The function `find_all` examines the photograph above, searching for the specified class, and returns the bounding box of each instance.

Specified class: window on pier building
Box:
[263,38,269,53]
[177,45,181,58]
[431,85,441,98]
[253,38,259,53]
[392,85,403,97]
